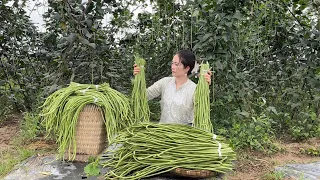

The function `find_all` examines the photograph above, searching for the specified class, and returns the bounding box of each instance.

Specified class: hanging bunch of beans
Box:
[193,62,214,133]
[131,55,150,124]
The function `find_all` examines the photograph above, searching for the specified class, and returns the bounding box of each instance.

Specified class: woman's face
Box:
[171,54,189,78]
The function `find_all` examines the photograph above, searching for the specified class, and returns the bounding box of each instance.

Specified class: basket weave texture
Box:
[170,168,218,178]
[64,104,107,162]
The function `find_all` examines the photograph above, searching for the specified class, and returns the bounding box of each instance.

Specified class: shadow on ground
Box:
[4,155,222,180]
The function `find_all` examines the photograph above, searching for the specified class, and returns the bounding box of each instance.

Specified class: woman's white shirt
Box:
[147,77,196,125]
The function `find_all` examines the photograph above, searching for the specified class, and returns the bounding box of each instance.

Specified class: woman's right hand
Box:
[133,64,140,76]
[204,70,212,85]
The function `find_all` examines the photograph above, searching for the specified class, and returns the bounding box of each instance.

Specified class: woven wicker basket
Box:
[64,104,107,162]
[170,168,218,178]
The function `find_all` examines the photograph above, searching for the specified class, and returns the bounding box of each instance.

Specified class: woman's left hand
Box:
[204,71,212,85]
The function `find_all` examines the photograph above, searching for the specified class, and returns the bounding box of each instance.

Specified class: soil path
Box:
[0,114,21,151]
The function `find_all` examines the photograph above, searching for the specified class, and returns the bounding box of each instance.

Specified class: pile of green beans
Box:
[193,62,213,133]
[131,55,150,123]
[100,123,236,180]
[40,82,133,160]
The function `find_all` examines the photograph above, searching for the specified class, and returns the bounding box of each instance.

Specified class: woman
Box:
[133,50,212,125]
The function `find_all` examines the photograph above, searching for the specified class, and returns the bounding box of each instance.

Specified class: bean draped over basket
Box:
[40,82,133,160]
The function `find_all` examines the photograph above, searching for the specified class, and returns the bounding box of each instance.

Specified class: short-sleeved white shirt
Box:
[147,77,196,125]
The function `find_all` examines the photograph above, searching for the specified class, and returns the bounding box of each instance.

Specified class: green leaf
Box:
[84,162,100,176]
[52,13,61,20]
[85,19,93,28]
[266,106,278,114]
[79,36,90,45]
[215,61,224,70]
[290,102,301,109]
[79,36,96,48]
[90,63,97,68]
[255,125,262,131]
[82,28,92,38]
[235,110,250,117]
[233,11,242,20]
[225,22,233,27]
[192,10,199,17]
[64,33,77,43]
[201,33,212,42]
[222,35,227,42]
[105,7,112,13]
[88,43,96,49]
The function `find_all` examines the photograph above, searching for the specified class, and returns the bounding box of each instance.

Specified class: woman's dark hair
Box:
[176,49,195,75]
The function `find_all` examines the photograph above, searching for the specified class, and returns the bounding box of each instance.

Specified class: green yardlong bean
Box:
[193,62,213,133]
[100,123,236,180]
[131,55,150,124]
[40,82,133,160]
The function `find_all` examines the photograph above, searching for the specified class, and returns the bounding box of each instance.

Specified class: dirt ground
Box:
[0,114,21,151]
[0,113,55,154]
[225,138,320,180]
[1,115,320,180]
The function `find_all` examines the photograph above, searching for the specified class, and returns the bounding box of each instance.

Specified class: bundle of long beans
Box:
[100,123,236,180]
[193,62,213,133]
[40,82,133,160]
[131,55,150,123]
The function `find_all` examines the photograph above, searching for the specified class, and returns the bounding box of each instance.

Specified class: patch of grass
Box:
[0,112,53,178]
[14,112,44,144]
[262,171,285,180]
[20,112,40,140]
[0,147,35,178]
[12,112,46,146]
[300,147,320,156]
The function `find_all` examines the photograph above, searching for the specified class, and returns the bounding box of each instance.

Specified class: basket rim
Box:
[170,167,219,178]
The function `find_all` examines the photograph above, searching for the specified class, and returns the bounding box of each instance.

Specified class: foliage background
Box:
[1,0,320,151]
